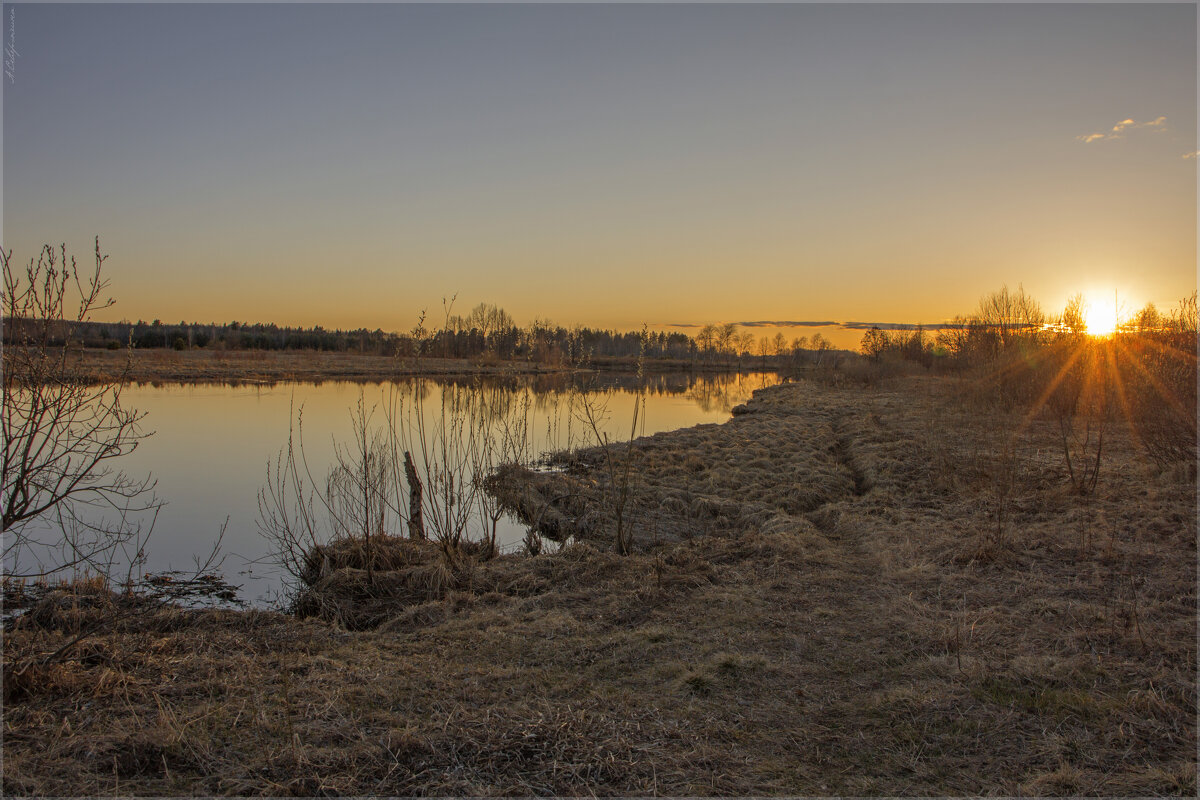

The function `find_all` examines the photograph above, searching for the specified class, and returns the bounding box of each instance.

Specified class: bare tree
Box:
[696,324,717,359]
[771,332,788,357]
[860,327,890,362]
[809,332,834,367]
[2,240,159,581]
[1059,294,1087,337]
[465,302,515,355]
[736,332,755,360]
[717,323,737,357]
[1130,302,1162,334]
[976,284,1045,352]
[757,335,772,366]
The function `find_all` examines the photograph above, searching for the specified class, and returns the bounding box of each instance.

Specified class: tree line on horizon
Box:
[1,301,852,366]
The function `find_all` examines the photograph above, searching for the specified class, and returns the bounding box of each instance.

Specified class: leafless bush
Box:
[259,390,421,593]
[386,379,496,562]
[383,302,532,561]
[471,383,535,554]
[2,240,159,583]
[573,327,648,555]
[325,397,391,579]
[257,401,329,591]
[1039,339,1110,495]
[261,310,546,600]
[1123,293,1196,470]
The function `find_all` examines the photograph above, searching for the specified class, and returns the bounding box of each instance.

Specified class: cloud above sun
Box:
[1077,115,1168,143]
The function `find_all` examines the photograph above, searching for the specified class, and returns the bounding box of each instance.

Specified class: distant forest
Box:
[1,302,847,365]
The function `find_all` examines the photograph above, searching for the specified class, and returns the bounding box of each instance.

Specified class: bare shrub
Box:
[257,401,329,591]
[974,283,1046,355]
[325,397,391,579]
[1123,293,1196,470]
[2,240,159,583]
[386,379,500,562]
[572,327,648,555]
[260,308,545,608]
[1039,338,1110,495]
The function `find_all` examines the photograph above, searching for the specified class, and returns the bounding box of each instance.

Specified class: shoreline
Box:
[25,347,784,385]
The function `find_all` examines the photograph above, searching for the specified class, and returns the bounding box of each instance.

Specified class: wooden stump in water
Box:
[403,451,426,540]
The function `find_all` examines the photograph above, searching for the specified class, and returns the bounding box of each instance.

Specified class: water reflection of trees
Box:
[387,370,776,405]
[136,369,776,407]
[374,372,781,457]
[684,372,776,414]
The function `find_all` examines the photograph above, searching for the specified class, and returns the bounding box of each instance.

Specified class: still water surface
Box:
[108,371,778,604]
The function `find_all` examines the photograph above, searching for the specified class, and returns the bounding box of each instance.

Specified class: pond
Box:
[11,370,780,605]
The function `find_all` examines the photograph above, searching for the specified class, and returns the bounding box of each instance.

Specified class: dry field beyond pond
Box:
[61,348,560,385]
[3,376,1195,795]
[55,348,722,385]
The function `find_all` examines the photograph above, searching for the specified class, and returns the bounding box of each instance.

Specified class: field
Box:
[64,348,561,385]
[3,374,1194,795]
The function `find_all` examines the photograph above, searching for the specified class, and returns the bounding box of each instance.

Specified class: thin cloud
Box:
[668,320,1037,333]
[737,320,839,328]
[660,320,839,329]
[841,321,959,331]
[668,320,966,332]
[1078,115,1168,143]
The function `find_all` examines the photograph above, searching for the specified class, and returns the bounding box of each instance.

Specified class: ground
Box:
[3,375,1194,795]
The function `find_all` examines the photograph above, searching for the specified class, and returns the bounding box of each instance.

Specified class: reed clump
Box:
[292,535,480,630]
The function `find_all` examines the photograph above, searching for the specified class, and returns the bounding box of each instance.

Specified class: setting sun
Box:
[1083,296,1121,337]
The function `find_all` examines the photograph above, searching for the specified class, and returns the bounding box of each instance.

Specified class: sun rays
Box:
[992,317,1196,479]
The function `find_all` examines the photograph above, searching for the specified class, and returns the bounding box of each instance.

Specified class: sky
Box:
[2,3,1196,348]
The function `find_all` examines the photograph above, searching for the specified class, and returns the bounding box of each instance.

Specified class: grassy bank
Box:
[57,348,569,385]
[3,375,1194,795]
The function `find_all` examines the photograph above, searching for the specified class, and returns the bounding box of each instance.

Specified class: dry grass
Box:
[3,374,1194,795]
[492,379,880,547]
[58,348,573,385]
[55,349,774,385]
